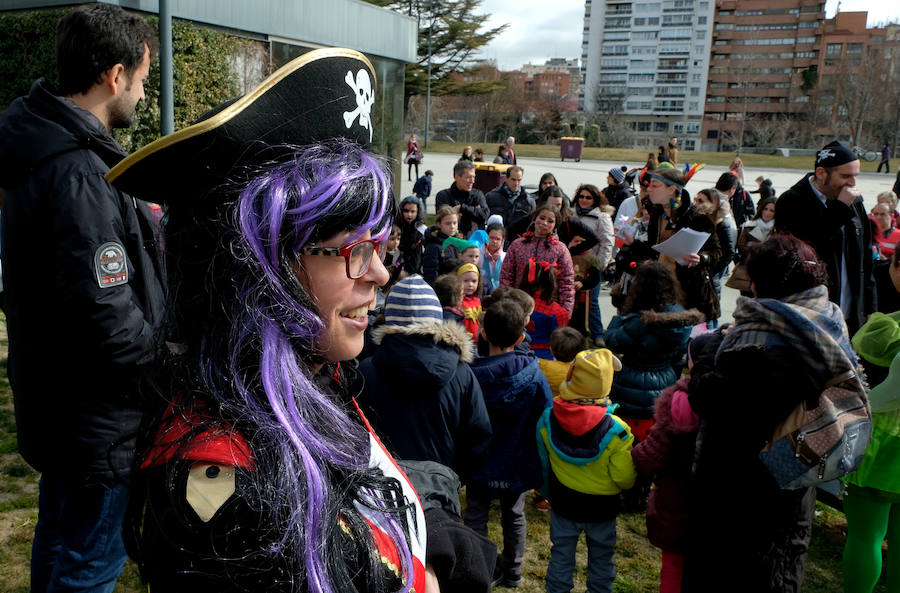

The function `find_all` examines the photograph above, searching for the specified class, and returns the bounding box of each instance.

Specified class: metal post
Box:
[424,1,433,149]
[159,0,174,135]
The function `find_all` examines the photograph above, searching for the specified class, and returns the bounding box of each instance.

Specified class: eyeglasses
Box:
[577,193,593,200]
[298,238,386,279]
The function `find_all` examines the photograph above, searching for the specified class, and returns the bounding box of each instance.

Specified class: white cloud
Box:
[471,0,900,72]
[473,0,584,71]
[824,0,900,26]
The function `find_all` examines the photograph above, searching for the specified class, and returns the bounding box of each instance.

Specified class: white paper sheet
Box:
[652,228,711,265]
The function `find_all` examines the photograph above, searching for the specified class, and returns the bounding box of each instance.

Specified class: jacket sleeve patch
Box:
[94,242,128,288]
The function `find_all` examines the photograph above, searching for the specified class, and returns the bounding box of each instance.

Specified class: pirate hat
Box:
[107,48,377,203]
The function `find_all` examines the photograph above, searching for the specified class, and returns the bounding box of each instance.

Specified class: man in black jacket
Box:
[775,140,875,333]
[0,6,163,591]
[435,160,489,237]
[485,165,535,225]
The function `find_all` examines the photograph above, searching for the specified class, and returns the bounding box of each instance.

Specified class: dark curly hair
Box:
[622,261,685,313]
[573,184,609,210]
[746,233,828,299]
[56,4,155,96]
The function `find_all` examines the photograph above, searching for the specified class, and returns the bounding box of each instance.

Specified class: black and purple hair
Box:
[156,140,411,592]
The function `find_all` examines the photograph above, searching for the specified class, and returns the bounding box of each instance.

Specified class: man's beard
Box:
[107,79,138,129]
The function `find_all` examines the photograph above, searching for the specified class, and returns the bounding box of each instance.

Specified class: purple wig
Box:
[156,140,411,592]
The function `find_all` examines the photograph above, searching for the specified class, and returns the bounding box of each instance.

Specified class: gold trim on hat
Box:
[106,47,376,184]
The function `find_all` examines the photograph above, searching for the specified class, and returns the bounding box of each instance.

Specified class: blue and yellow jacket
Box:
[536,398,637,522]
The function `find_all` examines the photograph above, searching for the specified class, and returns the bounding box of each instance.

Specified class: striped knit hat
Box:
[383,274,444,327]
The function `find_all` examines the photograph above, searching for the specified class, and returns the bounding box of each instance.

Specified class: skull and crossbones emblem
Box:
[816,148,835,163]
[343,69,374,142]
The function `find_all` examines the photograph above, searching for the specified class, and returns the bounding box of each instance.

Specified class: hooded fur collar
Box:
[640,308,705,328]
[371,321,474,363]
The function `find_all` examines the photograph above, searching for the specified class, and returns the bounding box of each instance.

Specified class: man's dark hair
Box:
[56,4,155,96]
[453,160,476,177]
[433,274,462,307]
[483,301,525,349]
[715,171,739,192]
[549,327,584,363]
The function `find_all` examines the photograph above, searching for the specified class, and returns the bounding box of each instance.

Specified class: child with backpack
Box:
[519,258,570,359]
[536,349,636,593]
[466,299,553,588]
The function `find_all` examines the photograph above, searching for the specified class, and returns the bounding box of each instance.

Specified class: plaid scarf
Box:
[720,285,857,385]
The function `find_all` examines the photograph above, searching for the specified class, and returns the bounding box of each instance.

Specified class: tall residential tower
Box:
[581,0,715,150]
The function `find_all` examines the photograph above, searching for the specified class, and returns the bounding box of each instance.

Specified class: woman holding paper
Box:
[646,168,722,323]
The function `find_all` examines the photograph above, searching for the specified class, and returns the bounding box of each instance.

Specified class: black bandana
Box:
[815,141,857,169]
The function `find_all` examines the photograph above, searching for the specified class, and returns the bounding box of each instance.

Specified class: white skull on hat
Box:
[343,69,374,142]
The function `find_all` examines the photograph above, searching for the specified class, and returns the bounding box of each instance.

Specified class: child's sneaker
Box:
[533,496,551,512]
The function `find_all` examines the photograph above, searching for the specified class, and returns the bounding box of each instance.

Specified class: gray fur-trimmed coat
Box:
[357,321,492,481]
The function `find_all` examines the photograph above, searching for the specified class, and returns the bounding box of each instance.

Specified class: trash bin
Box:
[473,162,511,194]
[560,137,585,162]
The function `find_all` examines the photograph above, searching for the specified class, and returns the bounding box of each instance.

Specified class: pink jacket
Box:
[500,234,575,314]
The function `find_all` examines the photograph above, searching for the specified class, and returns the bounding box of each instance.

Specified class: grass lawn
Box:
[423,140,894,173]
[0,317,885,592]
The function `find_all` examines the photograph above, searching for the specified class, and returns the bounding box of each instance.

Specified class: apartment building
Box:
[522,58,582,97]
[701,0,825,151]
[814,13,900,145]
[580,0,716,150]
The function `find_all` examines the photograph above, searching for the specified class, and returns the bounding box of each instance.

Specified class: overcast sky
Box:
[472,0,900,71]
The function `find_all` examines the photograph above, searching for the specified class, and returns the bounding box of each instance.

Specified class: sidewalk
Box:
[401,151,893,215]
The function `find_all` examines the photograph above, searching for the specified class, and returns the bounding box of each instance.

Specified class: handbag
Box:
[725,263,751,292]
[759,369,871,489]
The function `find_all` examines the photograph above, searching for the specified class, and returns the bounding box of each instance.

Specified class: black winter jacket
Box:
[775,173,875,333]
[649,204,722,322]
[435,184,489,237]
[357,321,491,481]
[485,184,535,225]
[0,79,165,483]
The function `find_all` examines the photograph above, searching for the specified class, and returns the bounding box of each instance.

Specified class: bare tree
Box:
[831,45,899,147]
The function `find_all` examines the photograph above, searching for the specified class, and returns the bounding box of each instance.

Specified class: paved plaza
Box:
[400,151,897,326]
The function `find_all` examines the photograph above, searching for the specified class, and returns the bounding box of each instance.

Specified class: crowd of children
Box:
[362,152,899,593]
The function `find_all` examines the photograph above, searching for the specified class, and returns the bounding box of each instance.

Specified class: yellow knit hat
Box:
[559,349,622,402]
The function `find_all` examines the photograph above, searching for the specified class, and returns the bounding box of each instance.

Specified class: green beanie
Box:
[852,311,900,367]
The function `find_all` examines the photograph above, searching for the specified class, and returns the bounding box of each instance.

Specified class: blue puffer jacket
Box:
[469,350,553,495]
[358,321,492,482]
[604,304,704,419]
